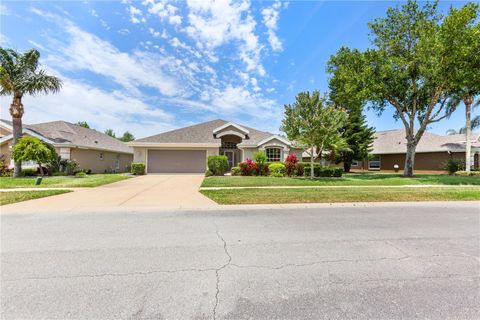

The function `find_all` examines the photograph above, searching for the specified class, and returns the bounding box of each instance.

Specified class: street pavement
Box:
[1,203,479,319]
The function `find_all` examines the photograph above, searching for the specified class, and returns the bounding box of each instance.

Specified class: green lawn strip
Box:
[200,187,480,205]
[201,174,480,188]
[0,190,72,206]
[0,174,133,189]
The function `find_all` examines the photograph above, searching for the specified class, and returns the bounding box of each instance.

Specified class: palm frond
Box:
[21,69,63,95]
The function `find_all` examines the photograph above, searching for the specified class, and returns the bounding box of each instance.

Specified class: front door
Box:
[224,151,234,170]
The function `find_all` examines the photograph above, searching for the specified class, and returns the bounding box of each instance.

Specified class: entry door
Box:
[224,151,234,169]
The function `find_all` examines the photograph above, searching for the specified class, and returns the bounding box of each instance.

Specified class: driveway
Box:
[1,203,479,319]
[2,175,217,211]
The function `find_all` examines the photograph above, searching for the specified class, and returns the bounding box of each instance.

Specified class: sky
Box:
[0,0,476,139]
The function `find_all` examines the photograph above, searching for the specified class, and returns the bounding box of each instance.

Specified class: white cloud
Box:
[0,4,10,15]
[261,1,284,51]
[118,28,130,35]
[89,9,98,17]
[0,33,9,45]
[128,5,146,24]
[184,0,264,75]
[30,11,182,97]
[0,76,175,138]
[149,27,168,39]
[143,0,182,25]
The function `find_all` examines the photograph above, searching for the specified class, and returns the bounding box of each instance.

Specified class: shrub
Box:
[64,160,79,176]
[332,166,343,177]
[75,171,87,178]
[208,155,228,176]
[285,152,298,164]
[231,166,241,176]
[21,168,37,177]
[131,163,146,175]
[454,170,480,176]
[239,159,258,176]
[0,157,12,177]
[205,169,214,177]
[258,164,270,176]
[268,162,286,177]
[295,163,305,177]
[253,151,268,165]
[443,159,465,174]
[303,165,343,177]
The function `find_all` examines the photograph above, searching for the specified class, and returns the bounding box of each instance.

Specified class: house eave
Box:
[128,142,221,148]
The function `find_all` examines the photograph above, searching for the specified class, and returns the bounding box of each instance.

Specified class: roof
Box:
[0,119,132,154]
[133,119,274,146]
[372,129,480,154]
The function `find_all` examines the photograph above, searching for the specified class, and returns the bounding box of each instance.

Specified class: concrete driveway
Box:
[2,175,217,211]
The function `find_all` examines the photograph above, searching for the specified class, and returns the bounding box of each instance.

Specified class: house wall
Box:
[0,126,12,138]
[132,146,219,172]
[70,148,133,173]
[0,141,13,166]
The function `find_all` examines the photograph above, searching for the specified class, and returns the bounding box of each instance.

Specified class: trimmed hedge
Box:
[208,155,228,175]
[268,162,286,177]
[231,166,241,176]
[304,165,343,177]
[454,170,480,176]
[131,163,146,175]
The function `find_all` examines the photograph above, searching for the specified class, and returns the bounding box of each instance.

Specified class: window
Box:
[221,141,237,149]
[265,147,282,162]
[99,152,104,160]
[351,159,359,166]
[368,156,381,169]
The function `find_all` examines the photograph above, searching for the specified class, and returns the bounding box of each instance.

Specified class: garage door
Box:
[147,150,207,173]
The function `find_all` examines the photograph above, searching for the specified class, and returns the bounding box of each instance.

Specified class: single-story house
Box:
[350,129,480,171]
[128,119,303,174]
[0,119,133,173]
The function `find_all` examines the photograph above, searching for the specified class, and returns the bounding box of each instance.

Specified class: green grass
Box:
[0,174,133,189]
[202,173,480,188]
[200,187,480,204]
[0,190,72,206]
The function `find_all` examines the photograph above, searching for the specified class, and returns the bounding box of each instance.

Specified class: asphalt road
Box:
[1,203,479,319]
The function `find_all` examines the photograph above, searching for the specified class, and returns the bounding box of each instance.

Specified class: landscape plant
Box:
[281,90,348,179]
[131,163,146,175]
[11,136,57,176]
[230,166,241,176]
[443,159,465,174]
[284,152,298,176]
[268,162,286,177]
[327,1,479,177]
[0,48,62,177]
[207,155,228,176]
[253,151,269,176]
[239,159,258,176]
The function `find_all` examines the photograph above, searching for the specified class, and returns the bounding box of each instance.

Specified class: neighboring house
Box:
[351,129,480,171]
[129,119,303,174]
[0,119,133,173]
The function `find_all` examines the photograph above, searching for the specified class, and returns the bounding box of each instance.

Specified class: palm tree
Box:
[0,48,62,177]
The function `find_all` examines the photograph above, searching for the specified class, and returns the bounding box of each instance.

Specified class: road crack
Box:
[212,220,232,320]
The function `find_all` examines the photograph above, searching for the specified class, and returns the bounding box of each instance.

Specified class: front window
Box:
[368,156,380,169]
[265,147,282,162]
[221,141,237,149]
[99,152,104,160]
[351,159,359,166]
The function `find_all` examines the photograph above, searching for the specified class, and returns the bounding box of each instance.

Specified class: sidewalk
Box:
[199,184,480,190]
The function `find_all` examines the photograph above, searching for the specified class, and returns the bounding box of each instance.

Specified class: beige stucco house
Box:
[0,119,133,173]
[129,119,304,174]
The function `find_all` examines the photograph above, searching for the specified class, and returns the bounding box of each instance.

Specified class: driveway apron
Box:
[1,175,217,211]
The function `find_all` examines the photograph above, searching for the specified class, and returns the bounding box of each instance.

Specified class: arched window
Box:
[265,147,282,162]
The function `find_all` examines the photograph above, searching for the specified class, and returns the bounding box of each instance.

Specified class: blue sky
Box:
[0,0,476,138]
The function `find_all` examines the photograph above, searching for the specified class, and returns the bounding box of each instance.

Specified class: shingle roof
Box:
[134,119,273,145]
[372,129,480,154]
[0,119,132,154]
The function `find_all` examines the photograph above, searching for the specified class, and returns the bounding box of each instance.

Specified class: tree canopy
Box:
[11,136,57,176]
[119,131,135,142]
[76,121,90,129]
[281,90,348,178]
[327,0,479,176]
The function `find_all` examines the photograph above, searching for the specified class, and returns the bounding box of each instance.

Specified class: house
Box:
[128,119,303,174]
[350,129,480,171]
[0,119,133,173]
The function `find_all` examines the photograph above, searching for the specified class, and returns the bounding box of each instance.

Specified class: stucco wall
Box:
[70,148,132,173]
[0,127,11,137]
[0,141,13,166]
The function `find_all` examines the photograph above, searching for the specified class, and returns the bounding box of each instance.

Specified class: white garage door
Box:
[147,150,207,173]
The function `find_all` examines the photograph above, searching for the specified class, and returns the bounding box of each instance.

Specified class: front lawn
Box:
[0,174,133,189]
[0,190,72,206]
[202,173,480,188]
[200,187,480,204]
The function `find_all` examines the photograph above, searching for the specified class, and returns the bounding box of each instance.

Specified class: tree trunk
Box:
[403,139,417,177]
[343,153,351,173]
[10,94,24,178]
[38,162,44,177]
[464,96,472,172]
[310,145,314,179]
